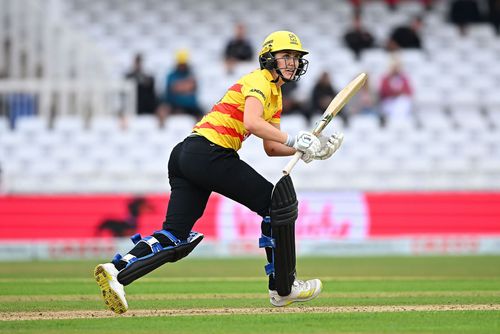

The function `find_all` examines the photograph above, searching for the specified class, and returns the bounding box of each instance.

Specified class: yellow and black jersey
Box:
[193,69,282,151]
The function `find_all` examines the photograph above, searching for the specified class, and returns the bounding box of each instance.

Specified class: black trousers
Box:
[163,135,274,239]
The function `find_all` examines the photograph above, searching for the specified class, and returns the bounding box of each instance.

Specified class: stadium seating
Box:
[1,0,500,193]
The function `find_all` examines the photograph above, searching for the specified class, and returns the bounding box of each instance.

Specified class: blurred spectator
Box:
[125,53,158,115]
[448,0,483,36]
[348,76,381,121]
[162,49,204,120]
[351,0,434,12]
[224,23,253,75]
[385,0,434,11]
[343,13,376,60]
[309,71,348,124]
[421,0,435,10]
[379,57,413,122]
[386,16,423,51]
[385,0,400,11]
[488,0,500,34]
[349,0,362,11]
[7,94,37,129]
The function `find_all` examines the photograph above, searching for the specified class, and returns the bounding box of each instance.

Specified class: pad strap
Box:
[154,229,181,246]
[141,236,163,253]
[116,231,204,285]
[259,235,275,248]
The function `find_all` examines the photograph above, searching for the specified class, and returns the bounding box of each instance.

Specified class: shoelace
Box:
[293,280,308,290]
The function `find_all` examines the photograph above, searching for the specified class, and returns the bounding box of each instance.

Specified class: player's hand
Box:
[293,131,321,163]
[313,132,344,161]
[293,131,321,152]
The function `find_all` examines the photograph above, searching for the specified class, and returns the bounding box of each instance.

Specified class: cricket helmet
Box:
[259,30,309,82]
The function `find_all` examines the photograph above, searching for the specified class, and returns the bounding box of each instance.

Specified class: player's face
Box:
[274,51,301,81]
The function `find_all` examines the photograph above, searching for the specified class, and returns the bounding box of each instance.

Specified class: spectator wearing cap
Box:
[162,49,204,120]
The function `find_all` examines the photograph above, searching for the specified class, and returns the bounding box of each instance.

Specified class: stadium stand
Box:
[0,0,500,193]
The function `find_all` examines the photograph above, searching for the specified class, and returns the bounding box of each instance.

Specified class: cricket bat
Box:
[282,72,368,175]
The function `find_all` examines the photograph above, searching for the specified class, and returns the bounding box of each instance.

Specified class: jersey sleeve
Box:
[241,74,270,107]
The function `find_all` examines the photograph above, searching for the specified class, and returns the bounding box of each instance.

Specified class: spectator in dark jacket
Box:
[309,71,350,124]
[343,13,376,60]
[488,0,500,34]
[125,53,158,115]
[387,16,423,51]
[224,23,253,74]
[449,0,483,35]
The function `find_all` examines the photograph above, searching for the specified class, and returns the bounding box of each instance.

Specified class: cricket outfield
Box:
[0,256,499,333]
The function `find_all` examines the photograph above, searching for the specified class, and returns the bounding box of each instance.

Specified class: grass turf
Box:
[0,256,499,333]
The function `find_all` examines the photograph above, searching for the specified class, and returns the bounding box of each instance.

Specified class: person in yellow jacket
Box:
[94,31,343,314]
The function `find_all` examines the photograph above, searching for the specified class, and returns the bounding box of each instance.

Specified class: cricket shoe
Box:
[269,279,322,307]
[94,263,128,314]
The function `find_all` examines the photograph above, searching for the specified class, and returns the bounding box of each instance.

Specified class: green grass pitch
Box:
[0,256,499,333]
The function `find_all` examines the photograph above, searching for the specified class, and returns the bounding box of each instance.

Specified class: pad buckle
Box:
[265,263,275,275]
[258,235,275,248]
[131,233,142,244]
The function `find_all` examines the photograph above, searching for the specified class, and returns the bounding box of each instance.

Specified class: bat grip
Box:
[282,151,303,175]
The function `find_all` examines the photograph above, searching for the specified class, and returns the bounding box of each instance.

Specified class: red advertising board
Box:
[367,193,500,236]
[1,192,499,240]
[0,194,219,240]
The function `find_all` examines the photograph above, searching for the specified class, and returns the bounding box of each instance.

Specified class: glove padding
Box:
[293,131,321,163]
[302,132,344,163]
[315,132,344,160]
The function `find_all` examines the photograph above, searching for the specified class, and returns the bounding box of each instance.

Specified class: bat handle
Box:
[282,151,303,175]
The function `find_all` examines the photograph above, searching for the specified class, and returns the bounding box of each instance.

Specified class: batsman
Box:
[94,30,344,314]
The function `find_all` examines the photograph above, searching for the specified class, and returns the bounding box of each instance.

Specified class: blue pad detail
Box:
[116,231,204,286]
[112,253,123,263]
[260,215,276,276]
[154,229,180,246]
[259,235,275,248]
[131,233,142,244]
[120,230,182,267]
[265,263,275,276]
[143,236,163,253]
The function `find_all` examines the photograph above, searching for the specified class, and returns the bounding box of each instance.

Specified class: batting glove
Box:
[313,132,344,161]
[295,131,321,150]
[284,131,323,164]
[292,131,322,164]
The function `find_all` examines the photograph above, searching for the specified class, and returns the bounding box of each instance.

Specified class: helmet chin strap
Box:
[275,68,294,83]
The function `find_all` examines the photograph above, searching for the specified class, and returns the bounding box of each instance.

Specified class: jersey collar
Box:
[262,69,279,96]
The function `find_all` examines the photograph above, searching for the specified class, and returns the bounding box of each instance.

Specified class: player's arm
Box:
[244,96,320,157]
[263,123,296,156]
[243,96,289,144]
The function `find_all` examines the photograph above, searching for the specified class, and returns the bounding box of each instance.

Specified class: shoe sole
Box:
[94,265,128,314]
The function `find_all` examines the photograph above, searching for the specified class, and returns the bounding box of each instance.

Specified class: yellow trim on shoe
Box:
[94,265,128,314]
[297,289,315,299]
[269,279,323,307]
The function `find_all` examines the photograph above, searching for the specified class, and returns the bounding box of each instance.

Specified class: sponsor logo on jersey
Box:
[249,88,265,100]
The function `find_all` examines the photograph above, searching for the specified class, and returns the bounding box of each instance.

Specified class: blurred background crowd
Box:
[0,0,500,193]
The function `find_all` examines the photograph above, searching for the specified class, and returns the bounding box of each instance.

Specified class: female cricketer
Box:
[94,30,343,314]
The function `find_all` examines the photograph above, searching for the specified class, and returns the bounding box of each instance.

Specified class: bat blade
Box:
[312,72,368,136]
[282,72,368,175]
